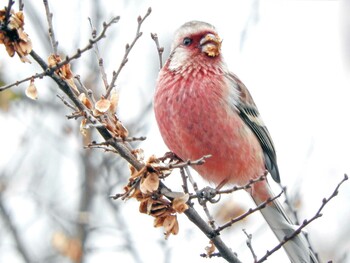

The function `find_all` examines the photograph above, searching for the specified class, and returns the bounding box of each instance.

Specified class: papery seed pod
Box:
[25,79,38,100]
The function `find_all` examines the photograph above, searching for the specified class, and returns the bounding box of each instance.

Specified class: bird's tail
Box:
[250,180,318,263]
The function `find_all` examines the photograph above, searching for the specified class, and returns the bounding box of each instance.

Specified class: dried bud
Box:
[140,172,159,194]
[25,79,38,100]
[109,90,119,113]
[48,54,78,93]
[95,97,111,113]
[172,193,189,213]
[154,216,166,228]
[115,120,129,138]
[205,241,216,256]
[0,9,32,62]
[80,118,87,136]
[78,93,93,109]
[163,215,179,239]
[133,148,145,162]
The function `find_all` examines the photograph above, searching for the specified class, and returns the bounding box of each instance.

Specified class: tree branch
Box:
[105,7,152,98]
[257,174,348,263]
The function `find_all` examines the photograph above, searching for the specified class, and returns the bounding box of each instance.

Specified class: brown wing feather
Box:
[228,73,280,183]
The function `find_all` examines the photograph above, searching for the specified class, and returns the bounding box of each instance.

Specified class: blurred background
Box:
[0,0,349,262]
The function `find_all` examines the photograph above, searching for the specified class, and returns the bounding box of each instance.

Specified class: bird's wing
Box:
[227,73,280,183]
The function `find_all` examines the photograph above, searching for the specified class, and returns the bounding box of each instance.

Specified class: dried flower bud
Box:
[25,79,38,100]
[109,90,119,113]
[115,121,129,138]
[172,193,189,213]
[154,216,166,228]
[205,241,216,256]
[80,118,87,136]
[0,9,32,63]
[78,93,92,109]
[163,215,179,239]
[95,97,111,113]
[140,172,159,194]
[133,148,145,162]
[48,54,78,93]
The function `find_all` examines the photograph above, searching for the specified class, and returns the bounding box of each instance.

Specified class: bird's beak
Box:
[200,33,222,57]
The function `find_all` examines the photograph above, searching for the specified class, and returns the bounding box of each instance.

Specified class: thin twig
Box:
[0,73,45,92]
[218,174,267,194]
[188,174,267,200]
[0,16,119,93]
[184,206,242,263]
[74,75,97,104]
[105,7,152,98]
[186,166,199,193]
[3,0,15,27]
[167,155,211,169]
[18,0,24,11]
[150,33,164,69]
[85,144,118,154]
[202,200,217,229]
[51,16,120,72]
[281,185,300,224]
[43,0,58,54]
[88,17,109,90]
[180,167,189,194]
[243,229,258,262]
[257,174,348,263]
[216,191,284,233]
[56,94,77,111]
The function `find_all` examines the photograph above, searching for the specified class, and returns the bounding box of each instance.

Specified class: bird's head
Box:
[167,21,223,71]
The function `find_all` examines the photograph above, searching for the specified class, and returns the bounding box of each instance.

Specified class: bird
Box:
[154,21,318,263]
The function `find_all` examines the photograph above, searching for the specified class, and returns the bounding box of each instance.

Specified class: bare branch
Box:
[0,16,119,93]
[257,174,348,263]
[180,167,189,193]
[0,72,45,92]
[216,191,283,233]
[166,155,211,169]
[18,0,24,11]
[88,17,109,90]
[243,229,258,262]
[184,206,242,263]
[105,7,152,98]
[151,32,164,69]
[43,0,58,54]
[218,174,267,194]
[56,94,77,111]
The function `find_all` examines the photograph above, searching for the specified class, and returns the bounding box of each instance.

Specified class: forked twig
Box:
[105,7,152,98]
[257,174,348,263]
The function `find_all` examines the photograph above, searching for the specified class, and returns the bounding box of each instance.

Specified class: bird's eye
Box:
[183,37,192,46]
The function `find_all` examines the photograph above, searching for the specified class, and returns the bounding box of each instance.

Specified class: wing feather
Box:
[228,73,280,183]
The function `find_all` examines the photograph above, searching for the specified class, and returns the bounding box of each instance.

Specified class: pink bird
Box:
[154,21,318,263]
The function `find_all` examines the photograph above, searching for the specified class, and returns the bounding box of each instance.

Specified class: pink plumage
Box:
[154,21,317,263]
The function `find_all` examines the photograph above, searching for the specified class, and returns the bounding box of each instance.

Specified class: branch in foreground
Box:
[216,191,283,233]
[257,174,348,263]
[0,16,120,92]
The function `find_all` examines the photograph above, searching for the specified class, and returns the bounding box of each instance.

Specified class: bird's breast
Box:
[154,68,265,185]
